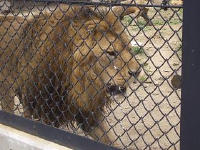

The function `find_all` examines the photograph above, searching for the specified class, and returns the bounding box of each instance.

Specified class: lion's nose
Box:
[128,69,141,78]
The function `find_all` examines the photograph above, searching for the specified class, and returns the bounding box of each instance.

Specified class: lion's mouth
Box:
[106,84,127,95]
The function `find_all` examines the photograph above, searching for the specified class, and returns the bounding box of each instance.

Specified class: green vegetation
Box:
[131,46,144,55]
[139,75,148,82]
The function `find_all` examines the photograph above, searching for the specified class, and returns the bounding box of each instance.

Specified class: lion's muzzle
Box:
[106,68,142,95]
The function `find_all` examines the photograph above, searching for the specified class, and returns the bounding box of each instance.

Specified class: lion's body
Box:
[0,4,140,146]
[0,11,95,126]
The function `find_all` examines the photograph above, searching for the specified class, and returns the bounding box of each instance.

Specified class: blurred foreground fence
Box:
[0,0,190,149]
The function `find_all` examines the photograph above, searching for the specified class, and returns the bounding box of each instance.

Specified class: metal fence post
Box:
[181,1,200,149]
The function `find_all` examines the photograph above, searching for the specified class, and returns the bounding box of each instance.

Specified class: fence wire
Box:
[0,0,183,149]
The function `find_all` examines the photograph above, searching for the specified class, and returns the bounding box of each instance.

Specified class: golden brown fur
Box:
[170,0,183,5]
[0,4,141,146]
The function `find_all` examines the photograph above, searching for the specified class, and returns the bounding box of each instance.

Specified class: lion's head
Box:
[66,5,141,110]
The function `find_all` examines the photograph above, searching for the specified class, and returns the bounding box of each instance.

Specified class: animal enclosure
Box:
[0,0,183,149]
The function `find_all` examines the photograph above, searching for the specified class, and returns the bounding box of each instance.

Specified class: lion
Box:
[0,2,141,147]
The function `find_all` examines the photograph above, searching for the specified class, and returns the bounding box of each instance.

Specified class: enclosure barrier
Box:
[0,0,184,149]
[0,123,72,150]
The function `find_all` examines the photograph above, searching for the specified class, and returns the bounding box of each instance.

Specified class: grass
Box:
[123,16,133,26]
[139,75,148,82]
[122,8,183,28]
[131,46,144,55]
[123,16,147,28]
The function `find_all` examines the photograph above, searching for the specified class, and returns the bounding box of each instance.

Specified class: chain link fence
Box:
[0,0,183,149]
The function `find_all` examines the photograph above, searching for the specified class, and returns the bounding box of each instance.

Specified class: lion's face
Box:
[92,27,141,95]
[72,18,141,97]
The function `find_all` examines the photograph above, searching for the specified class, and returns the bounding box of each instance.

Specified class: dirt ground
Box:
[0,2,182,150]
[107,7,182,149]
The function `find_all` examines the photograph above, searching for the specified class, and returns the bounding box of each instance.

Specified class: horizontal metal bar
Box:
[35,0,183,8]
[0,111,118,150]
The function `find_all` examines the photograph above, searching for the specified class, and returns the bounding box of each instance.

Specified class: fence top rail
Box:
[35,0,183,8]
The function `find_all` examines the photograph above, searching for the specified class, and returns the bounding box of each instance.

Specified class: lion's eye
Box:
[106,51,117,57]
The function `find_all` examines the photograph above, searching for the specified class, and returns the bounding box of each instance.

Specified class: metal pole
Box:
[181,1,200,149]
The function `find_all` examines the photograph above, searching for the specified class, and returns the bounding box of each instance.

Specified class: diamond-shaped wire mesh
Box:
[0,0,182,149]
